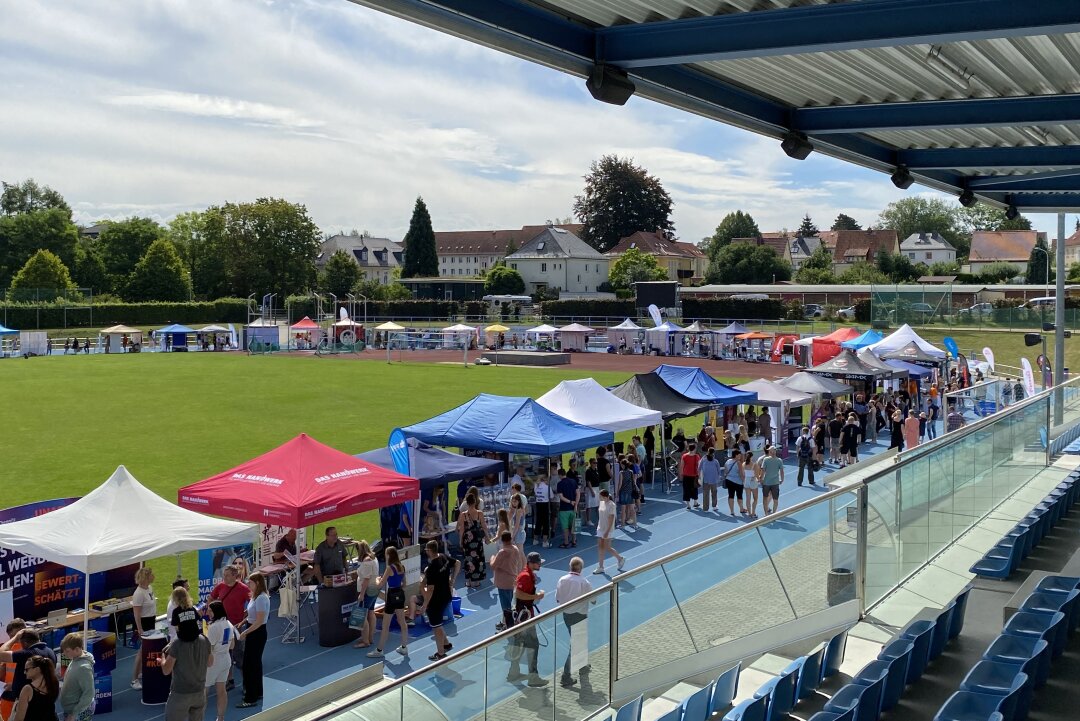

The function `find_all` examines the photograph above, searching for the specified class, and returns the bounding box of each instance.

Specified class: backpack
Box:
[797,436,812,459]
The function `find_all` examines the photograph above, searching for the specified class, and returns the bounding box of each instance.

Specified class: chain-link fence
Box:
[870,283,1078,332]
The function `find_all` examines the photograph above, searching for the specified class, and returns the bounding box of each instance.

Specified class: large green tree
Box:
[8,249,75,300]
[876,252,927,283]
[608,247,667,290]
[124,238,192,301]
[978,261,1020,284]
[837,261,889,284]
[1,179,70,217]
[1026,236,1052,285]
[877,197,967,257]
[320,249,362,297]
[168,211,226,299]
[97,217,165,286]
[573,155,675,252]
[956,204,1033,234]
[401,196,438,277]
[72,242,110,294]
[703,210,760,260]
[794,243,836,284]
[484,265,526,295]
[797,214,819,237]
[831,213,862,231]
[0,208,79,287]
[706,244,792,284]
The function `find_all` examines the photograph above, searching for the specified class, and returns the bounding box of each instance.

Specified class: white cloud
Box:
[106,91,326,129]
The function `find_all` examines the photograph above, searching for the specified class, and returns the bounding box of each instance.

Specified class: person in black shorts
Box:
[840,413,861,467]
[828,413,844,465]
[418,541,455,661]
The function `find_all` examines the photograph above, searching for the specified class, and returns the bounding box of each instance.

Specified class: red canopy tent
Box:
[177,433,419,528]
[770,333,799,363]
[811,327,862,365]
[289,317,320,331]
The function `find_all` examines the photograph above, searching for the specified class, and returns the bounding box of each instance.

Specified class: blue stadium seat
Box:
[971,537,1024,579]
[982,635,1050,688]
[900,620,935,683]
[1020,590,1079,632]
[797,644,826,700]
[753,662,798,721]
[823,678,883,721]
[723,695,768,721]
[709,664,741,716]
[1003,610,1067,658]
[1035,575,1080,595]
[680,682,714,721]
[614,695,643,721]
[928,604,955,660]
[822,630,849,680]
[852,660,890,715]
[960,663,1031,721]
[950,585,973,639]
[654,704,682,721]
[807,709,856,721]
[861,652,908,712]
[876,638,914,702]
[933,690,1013,721]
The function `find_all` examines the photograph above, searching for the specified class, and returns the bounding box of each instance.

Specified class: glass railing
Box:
[310,378,1080,721]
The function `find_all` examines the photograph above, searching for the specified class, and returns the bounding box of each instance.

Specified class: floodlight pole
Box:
[1055,213,1066,425]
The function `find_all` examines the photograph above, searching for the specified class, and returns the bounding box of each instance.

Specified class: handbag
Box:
[348,606,367,630]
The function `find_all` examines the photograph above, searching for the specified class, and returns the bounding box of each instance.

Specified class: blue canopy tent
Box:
[401,393,613,455]
[885,359,934,378]
[356,438,502,490]
[0,323,17,335]
[155,323,195,351]
[652,364,758,406]
[841,329,883,350]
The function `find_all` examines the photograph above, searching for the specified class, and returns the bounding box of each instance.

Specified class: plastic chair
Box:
[1035,575,1080,595]
[798,644,826,700]
[1003,610,1067,658]
[860,651,908,712]
[960,663,1031,721]
[852,660,890,716]
[950,585,973,640]
[823,678,883,721]
[982,635,1050,688]
[822,629,849,680]
[932,689,1015,721]
[808,710,856,721]
[900,620,935,683]
[709,663,741,715]
[753,662,798,721]
[681,682,714,721]
[655,705,683,721]
[971,537,1024,579]
[614,695,643,721]
[877,637,914,696]
[1020,590,1079,632]
[723,695,768,721]
[928,603,955,660]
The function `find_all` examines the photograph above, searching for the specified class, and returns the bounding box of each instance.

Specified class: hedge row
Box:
[539,299,637,317]
[0,299,250,329]
[681,298,789,320]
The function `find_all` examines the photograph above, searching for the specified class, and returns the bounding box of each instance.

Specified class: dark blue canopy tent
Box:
[401,393,613,455]
[155,323,195,351]
[653,364,758,406]
[885,359,934,378]
[356,438,502,490]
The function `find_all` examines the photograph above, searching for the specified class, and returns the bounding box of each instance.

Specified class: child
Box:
[533,475,551,548]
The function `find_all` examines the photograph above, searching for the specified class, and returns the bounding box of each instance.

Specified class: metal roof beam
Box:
[901,145,1080,170]
[796,94,1080,134]
[979,193,1080,210]
[597,0,1080,68]
[967,168,1080,189]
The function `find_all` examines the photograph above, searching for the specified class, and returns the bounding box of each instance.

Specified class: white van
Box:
[1019,296,1056,309]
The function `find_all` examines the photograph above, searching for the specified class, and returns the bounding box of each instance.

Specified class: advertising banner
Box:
[982,346,995,373]
[1021,358,1037,398]
[197,544,254,603]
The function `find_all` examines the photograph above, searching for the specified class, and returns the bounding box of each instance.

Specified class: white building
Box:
[901,232,956,265]
[316,235,403,284]
[433,223,583,278]
[505,226,609,294]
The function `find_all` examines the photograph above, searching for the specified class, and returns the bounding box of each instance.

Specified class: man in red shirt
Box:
[680,442,701,510]
[207,565,249,690]
[509,552,547,687]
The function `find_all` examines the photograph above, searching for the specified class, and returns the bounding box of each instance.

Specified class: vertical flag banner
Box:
[1021,358,1037,397]
[647,304,663,327]
[388,428,411,477]
[943,336,960,359]
[982,347,995,373]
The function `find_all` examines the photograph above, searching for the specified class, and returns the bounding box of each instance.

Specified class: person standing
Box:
[0,629,56,719]
[508,553,547,687]
[594,489,625,575]
[742,451,760,519]
[840,413,861,467]
[555,557,592,688]
[595,447,613,496]
[508,493,527,555]
[927,399,940,440]
[723,451,746,516]
[633,436,648,508]
[582,459,600,527]
[130,567,156,690]
[616,458,635,528]
[204,602,235,721]
[353,542,380,649]
[459,494,488,589]
[946,404,967,433]
[757,408,772,444]
[491,531,525,631]
[642,426,656,488]
[556,469,580,549]
[795,427,816,487]
[828,413,844,465]
[903,410,920,450]
[680,442,701,510]
[759,447,785,515]
[207,564,248,690]
[313,527,348,585]
[533,474,552,548]
[417,541,455,661]
[162,614,212,721]
[367,547,409,658]
[236,572,269,709]
[12,655,58,721]
[1,618,26,721]
[698,448,722,512]
[889,409,905,450]
[58,633,95,721]
[812,419,827,470]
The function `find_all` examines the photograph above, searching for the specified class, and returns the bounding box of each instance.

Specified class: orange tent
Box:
[735,331,773,341]
[811,327,862,365]
[770,334,799,363]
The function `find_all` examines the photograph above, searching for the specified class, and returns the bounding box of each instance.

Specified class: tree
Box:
[1027,237,1052,285]
[956,205,1033,234]
[928,260,961,276]
[573,155,674,252]
[705,244,792,285]
[8,249,75,300]
[0,208,79,287]
[877,197,966,256]
[838,261,889,284]
[608,247,668,290]
[794,243,836,283]
[72,243,110,294]
[703,210,760,260]
[168,211,226,299]
[484,265,526,295]
[876,252,926,283]
[320,249,362,297]
[98,217,165,286]
[831,213,862,231]
[1,179,70,217]
[1068,262,1080,282]
[124,238,192,301]
[978,261,1021,284]
[401,196,438,278]
[797,214,819,237]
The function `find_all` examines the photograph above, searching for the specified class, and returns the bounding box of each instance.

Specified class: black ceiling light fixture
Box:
[586,64,635,106]
[890,165,914,189]
[781,131,814,160]
[1005,204,1020,220]
[958,189,976,207]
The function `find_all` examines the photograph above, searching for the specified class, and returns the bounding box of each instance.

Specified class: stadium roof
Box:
[351,0,1080,212]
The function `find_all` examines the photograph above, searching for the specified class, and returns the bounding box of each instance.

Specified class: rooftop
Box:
[432,224,584,255]
[608,230,705,258]
[901,232,956,252]
[969,230,1041,262]
[506,226,607,260]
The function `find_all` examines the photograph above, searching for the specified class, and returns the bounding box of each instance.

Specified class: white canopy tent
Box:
[557,323,594,351]
[646,321,684,355]
[100,324,143,354]
[734,379,813,454]
[537,378,662,432]
[608,319,643,352]
[0,466,256,635]
[864,323,946,359]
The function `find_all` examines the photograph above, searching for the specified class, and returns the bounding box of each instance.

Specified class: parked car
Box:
[957,302,993,318]
[804,303,825,319]
[837,306,857,320]
[889,302,935,320]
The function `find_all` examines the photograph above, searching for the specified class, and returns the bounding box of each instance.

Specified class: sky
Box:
[0,0,1069,243]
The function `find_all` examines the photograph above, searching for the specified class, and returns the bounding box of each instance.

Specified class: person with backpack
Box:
[507,553,547,687]
[795,427,817,487]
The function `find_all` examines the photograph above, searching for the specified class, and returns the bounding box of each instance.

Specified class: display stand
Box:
[140,632,170,705]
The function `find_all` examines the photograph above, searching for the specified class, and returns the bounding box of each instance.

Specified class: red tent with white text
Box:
[176,433,419,528]
[811,327,862,365]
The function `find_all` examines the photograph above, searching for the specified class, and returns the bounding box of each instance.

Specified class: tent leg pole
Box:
[83,571,90,639]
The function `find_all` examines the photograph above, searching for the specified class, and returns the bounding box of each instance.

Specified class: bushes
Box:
[0,299,249,329]
[540,299,636,318]
[854,298,872,322]
[681,297,787,320]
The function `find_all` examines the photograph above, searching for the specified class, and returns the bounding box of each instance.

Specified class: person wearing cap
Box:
[555,557,592,688]
[508,552,547,687]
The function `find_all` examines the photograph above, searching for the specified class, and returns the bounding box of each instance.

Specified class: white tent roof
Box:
[197,324,230,333]
[333,319,363,327]
[0,466,256,573]
[610,318,641,330]
[682,321,709,333]
[648,321,684,333]
[444,323,476,332]
[375,321,405,331]
[537,378,662,432]
[793,337,815,347]
[715,322,749,335]
[733,379,813,408]
[865,324,945,358]
[558,323,594,333]
[100,325,141,334]
[526,324,559,334]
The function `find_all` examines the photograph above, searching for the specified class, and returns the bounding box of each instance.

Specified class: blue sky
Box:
[0,0,1067,242]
